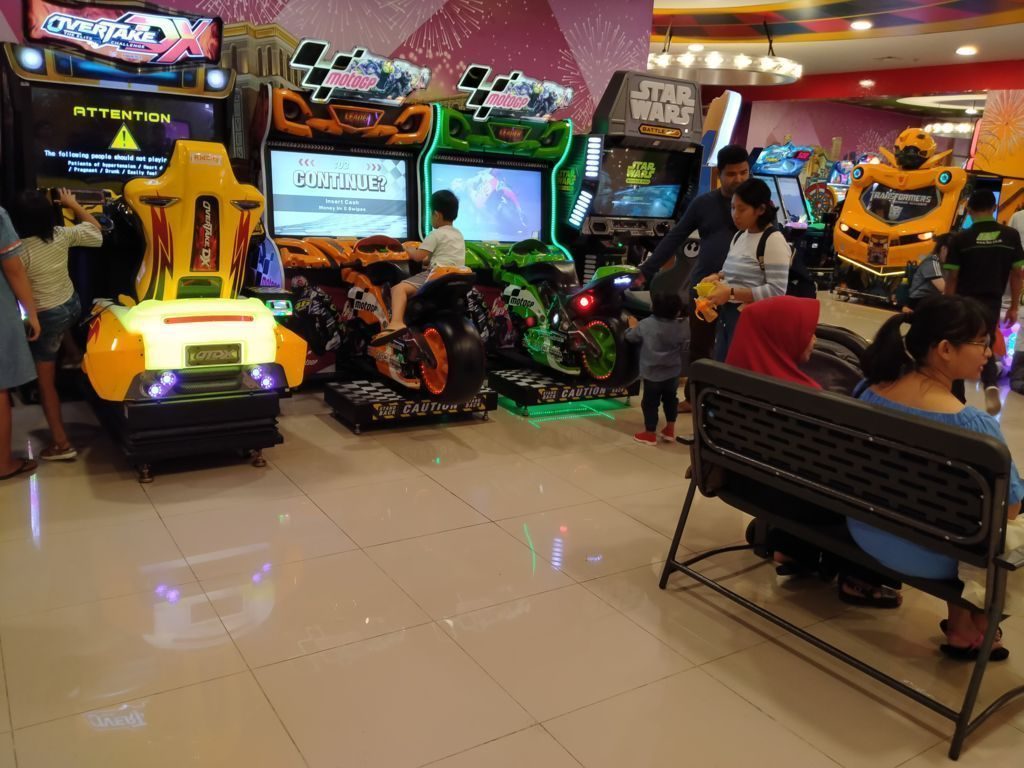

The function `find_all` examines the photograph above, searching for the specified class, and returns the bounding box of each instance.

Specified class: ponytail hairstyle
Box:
[860,295,991,384]
[733,178,778,229]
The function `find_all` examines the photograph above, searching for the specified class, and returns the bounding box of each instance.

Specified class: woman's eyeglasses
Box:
[962,340,992,350]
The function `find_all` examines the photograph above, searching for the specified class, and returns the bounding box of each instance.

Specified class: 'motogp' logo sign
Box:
[24,0,222,66]
[289,39,430,104]
[458,65,573,122]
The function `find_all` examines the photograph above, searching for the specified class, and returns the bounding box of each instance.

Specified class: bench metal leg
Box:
[659,478,697,589]
[949,572,1008,760]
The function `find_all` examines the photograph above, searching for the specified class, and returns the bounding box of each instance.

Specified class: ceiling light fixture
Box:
[648,22,801,86]
[956,45,978,56]
[859,79,876,88]
[850,20,873,31]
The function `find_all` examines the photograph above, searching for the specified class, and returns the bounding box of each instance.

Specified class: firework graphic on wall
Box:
[975,90,1024,178]
[205,0,290,26]
[276,0,433,54]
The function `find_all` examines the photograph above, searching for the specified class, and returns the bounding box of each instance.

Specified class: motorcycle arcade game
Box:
[834,129,966,307]
[560,71,703,304]
[3,2,306,479]
[254,41,494,433]
[426,65,640,412]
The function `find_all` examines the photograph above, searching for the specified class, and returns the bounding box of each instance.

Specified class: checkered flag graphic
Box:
[458,65,523,122]
[290,40,366,103]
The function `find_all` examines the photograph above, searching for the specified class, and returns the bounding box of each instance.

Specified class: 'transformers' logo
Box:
[25,0,222,66]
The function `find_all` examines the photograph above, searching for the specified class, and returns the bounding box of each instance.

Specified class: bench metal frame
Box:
[659,361,1024,760]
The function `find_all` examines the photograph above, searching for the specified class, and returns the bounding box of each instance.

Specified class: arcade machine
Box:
[3,1,306,479]
[834,128,966,307]
[559,71,704,287]
[422,64,642,413]
[966,113,1024,225]
[750,142,832,285]
[251,41,495,431]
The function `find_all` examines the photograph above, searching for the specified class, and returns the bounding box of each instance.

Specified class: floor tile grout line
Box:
[0,633,17,768]
[536,722,587,768]
[412,725,573,768]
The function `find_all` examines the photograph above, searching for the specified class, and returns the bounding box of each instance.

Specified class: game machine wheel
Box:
[248,40,494,431]
[833,129,966,308]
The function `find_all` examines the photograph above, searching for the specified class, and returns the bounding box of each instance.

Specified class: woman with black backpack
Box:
[703,178,792,360]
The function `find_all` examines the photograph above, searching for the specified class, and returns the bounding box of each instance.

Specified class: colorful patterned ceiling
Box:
[652,1,1024,42]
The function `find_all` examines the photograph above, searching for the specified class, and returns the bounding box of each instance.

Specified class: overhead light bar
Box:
[647,49,802,86]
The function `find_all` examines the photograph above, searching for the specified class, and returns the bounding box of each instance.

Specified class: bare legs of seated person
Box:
[372,282,417,345]
[943,604,1008,661]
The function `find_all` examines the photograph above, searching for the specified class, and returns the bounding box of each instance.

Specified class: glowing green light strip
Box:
[420,102,445,239]
[549,118,573,258]
[523,523,537,574]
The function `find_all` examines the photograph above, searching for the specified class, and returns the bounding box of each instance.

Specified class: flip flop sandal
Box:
[0,459,37,481]
[940,637,1010,662]
[369,328,405,346]
[40,444,77,461]
[939,620,1003,644]
[837,578,902,609]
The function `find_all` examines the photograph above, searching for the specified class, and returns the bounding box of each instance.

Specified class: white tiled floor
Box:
[3,295,1024,766]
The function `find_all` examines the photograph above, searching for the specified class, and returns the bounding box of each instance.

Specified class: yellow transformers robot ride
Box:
[82,140,307,479]
[834,128,967,305]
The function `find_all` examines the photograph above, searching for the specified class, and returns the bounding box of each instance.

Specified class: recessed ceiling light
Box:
[688,43,704,52]
[859,79,876,88]
[965,107,978,115]
[850,20,873,31]
[956,45,978,56]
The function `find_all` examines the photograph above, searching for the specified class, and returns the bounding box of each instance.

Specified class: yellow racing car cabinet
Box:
[82,140,307,479]
[834,129,966,302]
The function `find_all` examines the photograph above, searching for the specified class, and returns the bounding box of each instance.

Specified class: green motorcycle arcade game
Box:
[423,66,641,409]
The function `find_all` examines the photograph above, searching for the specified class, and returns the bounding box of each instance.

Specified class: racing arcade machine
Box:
[424,64,641,412]
[254,41,495,432]
[560,71,703,292]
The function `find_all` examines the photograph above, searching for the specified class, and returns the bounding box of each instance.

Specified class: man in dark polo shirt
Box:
[945,189,1024,414]
[640,144,749,412]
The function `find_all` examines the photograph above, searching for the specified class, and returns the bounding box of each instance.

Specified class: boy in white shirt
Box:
[373,189,465,343]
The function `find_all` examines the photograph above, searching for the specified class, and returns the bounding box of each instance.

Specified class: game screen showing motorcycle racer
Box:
[861,183,942,224]
[30,86,218,188]
[268,149,409,239]
[430,162,542,242]
[591,147,687,219]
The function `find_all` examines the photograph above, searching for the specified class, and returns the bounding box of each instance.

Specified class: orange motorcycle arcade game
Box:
[84,141,306,480]
[254,40,492,432]
[834,128,967,306]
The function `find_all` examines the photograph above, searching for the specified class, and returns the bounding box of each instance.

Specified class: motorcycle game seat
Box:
[406,269,475,325]
[362,260,411,287]
[506,260,579,288]
[623,289,652,315]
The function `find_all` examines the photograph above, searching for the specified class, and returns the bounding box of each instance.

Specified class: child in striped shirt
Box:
[12,189,102,461]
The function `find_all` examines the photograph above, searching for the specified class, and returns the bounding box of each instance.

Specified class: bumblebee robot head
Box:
[894,128,937,170]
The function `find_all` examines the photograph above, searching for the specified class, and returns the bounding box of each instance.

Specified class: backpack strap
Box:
[754,225,777,273]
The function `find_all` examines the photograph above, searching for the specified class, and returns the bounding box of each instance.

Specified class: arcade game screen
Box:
[777,176,809,224]
[269,149,410,239]
[591,147,688,219]
[962,190,1001,230]
[756,175,785,226]
[30,87,217,188]
[431,162,543,242]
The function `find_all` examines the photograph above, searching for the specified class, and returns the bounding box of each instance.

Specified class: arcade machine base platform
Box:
[488,368,639,415]
[86,384,285,482]
[324,378,498,434]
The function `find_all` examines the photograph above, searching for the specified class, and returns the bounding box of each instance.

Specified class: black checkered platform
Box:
[324,377,497,433]
[488,368,639,408]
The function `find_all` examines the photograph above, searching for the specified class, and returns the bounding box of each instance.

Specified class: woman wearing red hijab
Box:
[726,296,820,386]
[725,296,901,607]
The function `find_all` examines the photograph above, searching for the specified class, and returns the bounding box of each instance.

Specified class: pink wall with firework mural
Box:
[746,100,923,160]
[972,90,1024,180]
[0,0,655,132]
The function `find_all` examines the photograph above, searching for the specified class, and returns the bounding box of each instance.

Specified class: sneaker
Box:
[633,431,657,445]
[660,424,675,442]
[985,386,1002,416]
[40,444,77,461]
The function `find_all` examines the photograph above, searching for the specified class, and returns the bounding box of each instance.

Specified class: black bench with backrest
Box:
[660,360,1024,760]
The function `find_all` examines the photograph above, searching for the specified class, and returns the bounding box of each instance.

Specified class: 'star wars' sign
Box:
[458,65,573,122]
[24,0,222,66]
[592,71,702,146]
[290,39,430,105]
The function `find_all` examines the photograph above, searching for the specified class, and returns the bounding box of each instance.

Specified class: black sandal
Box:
[837,577,902,609]
[939,639,1010,662]
[939,620,1003,643]
[369,327,405,346]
